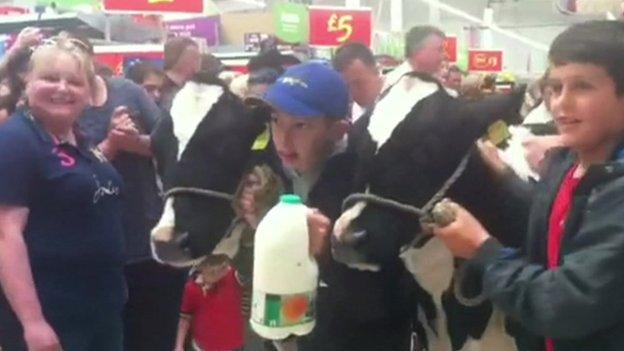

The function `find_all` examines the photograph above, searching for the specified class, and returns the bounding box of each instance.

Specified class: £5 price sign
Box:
[468,49,504,72]
[309,6,372,47]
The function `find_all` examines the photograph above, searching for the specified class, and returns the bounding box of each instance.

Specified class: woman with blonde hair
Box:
[0,38,127,351]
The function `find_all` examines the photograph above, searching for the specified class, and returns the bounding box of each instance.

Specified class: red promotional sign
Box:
[468,49,503,72]
[0,6,29,15]
[96,52,163,75]
[309,6,372,47]
[444,36,457,62]
[103,0,203,14]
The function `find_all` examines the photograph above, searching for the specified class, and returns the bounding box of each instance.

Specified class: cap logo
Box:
[280,77,309,89]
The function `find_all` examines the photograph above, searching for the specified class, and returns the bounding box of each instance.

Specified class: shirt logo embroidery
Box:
[52,147,76,168]
[92,175,120,204]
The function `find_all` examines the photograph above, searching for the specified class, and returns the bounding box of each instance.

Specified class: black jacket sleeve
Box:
[470,181,624,339]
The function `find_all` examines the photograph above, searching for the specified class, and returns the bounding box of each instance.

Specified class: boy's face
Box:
[547,63,624,154]
[200,262,229,284]
[271,110,347,173]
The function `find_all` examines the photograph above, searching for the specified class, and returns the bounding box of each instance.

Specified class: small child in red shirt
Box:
[174,254,244,351]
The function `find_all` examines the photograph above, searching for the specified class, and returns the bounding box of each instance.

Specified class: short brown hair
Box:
[164,37,198,71]
[333,42,376,72]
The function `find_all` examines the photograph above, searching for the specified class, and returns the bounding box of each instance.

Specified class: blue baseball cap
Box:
[263,62,349,119]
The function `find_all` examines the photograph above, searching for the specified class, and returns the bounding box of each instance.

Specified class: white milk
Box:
[250,195,319,340]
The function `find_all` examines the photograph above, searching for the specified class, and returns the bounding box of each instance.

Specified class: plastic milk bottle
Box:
[250,194,318,340]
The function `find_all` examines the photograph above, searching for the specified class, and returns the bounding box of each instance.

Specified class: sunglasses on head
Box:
[36,36,92,54]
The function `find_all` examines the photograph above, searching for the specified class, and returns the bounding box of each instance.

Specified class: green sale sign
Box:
[274,3,309,44]
[38,0,97,9]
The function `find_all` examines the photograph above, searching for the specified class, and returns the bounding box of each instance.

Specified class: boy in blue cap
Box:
[241,62,416,351]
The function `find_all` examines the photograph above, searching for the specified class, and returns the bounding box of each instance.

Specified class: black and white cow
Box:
[150,72,274,267]
[333,72,528,351]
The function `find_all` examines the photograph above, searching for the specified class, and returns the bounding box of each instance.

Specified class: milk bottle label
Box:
[251,290,316,327]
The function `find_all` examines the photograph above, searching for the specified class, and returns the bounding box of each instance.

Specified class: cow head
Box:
[151,72,272,267]
[333,74,525,269]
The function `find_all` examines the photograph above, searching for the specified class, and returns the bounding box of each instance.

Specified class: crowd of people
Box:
[0,16,623,351]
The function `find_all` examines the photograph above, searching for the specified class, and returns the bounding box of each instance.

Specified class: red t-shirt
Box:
[180,268,244,351]
[545,165,581,351]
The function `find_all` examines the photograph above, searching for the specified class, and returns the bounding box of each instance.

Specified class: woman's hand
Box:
[13,27,43,52]
[23,319,62,351]
[432,201,491,259]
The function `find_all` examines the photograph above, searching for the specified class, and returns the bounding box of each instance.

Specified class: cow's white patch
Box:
[170,82,224,160]
[367,76,439,152]
[498,125,539,181]
[333,201,381,272]
[151,197,176,243]
[401,237,455,351]
[461,309,517,351]
[333,201,367,241]
[212,220,245,259]
[401,239,517,351]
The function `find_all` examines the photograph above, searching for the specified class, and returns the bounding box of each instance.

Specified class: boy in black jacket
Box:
[433,20,624,351]
[240,62,417,351]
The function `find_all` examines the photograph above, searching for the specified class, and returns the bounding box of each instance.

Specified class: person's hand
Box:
[307,209,331,259]
[238,173,262,229]
[173,346,184,351]
[477,140,508,177]
[431,201,490,259]
[523,135,562,175]
[23,319,62,351]
[107,106,139,151]
[13,27,43,51]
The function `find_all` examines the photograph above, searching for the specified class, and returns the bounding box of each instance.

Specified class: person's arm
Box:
[0,124,61,350]
[0,206,61,351]
[97,106,140,161]
[114,135,152,157]
[119,80,164,158]
[175,282,197,351]
[434,191,624,339]
[174,314,191,351]
[0,27,42,79]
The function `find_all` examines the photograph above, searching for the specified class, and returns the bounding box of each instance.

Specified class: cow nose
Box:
[342,229,368,246]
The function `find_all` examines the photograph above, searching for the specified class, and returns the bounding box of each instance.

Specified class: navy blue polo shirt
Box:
[78,77,163,263]
[0,110,126,316]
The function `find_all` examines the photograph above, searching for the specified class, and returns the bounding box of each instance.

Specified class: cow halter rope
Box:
[340,151,487,307]
[164,187,235,202]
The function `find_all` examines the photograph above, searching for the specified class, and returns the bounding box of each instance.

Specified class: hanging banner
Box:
[103,0,203,14]
[468,49,503,72]
[0,6,30,15]
[274,3,309,44]
[309,6,372,47]
[166,16,220,46]
[445,36,457,62]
